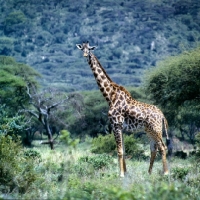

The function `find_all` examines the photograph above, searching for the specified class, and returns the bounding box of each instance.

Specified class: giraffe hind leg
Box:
[157,141,169,175]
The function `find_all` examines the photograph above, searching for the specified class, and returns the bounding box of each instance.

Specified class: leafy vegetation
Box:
[144,47,200,141]
[145,47,200,111]
[91,133,145,159]
[0,105,25,135]
[0,136,200,200]
[0,135,42,195]
[0,56,40,113]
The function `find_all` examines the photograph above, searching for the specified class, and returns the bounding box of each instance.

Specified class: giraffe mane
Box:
[93,55,113,82]
[111,82,132,98]
[93,53,132,99]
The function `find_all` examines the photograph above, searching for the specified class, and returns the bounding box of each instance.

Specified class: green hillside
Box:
[0,0,200,91]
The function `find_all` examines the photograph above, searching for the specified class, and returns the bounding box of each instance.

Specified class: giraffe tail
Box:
[162,118,173,156]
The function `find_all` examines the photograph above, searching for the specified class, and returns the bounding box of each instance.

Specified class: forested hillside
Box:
[0,0,200,91]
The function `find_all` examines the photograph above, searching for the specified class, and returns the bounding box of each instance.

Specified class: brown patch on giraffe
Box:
[130,111,136,116]
[120,96,125,101]
[101,75,106,80]
[104,82,108,87]
[97,68,102,74]
[106,87,110,92]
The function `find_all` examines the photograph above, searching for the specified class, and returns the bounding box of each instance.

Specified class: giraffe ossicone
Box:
[76,41,170,177]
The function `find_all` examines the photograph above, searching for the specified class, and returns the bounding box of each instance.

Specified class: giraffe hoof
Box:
[163,171,169,175]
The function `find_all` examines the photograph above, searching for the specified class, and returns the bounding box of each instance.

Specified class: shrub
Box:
[91,134,116,154]
[60,130,79,150]
[24,149,42,162]
[64,181,103,200]
[172,166,190,180]
[124,134,145,159]
[78,154,114,170]
[144,183,191,200]
[91,133,145,159]
[0,111,25,135]
[0,135,22,186]
[0,135,41,194]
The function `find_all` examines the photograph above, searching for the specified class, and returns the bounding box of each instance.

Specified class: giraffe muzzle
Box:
[83,53,88,57]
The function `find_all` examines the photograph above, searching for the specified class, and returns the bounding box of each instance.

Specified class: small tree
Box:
[21,86,83,149]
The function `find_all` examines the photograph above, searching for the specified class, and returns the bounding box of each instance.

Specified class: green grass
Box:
[1,139,200,200]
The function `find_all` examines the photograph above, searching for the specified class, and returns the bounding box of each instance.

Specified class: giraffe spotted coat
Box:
[76,42,170,177]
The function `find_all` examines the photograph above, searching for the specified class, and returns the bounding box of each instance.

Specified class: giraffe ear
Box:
[76,44,83,50]
[89,46,97,50]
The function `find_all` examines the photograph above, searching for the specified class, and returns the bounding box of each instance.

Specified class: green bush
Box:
[91,134,145,159]
[91,134,116,154]
[144,183,191,200]
[78,154,114,170]
[60,130,79,149]
[0,135,41,194]
[64,181,192,200]
[172,167,190,180]
[24,149,42,162]
[64,180,103,200]
[0,108,25,135]
[124,134,145,159]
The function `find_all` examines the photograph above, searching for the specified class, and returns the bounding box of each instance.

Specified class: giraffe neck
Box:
[87,53,114,103]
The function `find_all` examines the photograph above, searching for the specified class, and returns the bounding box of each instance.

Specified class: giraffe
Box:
[76,41,170,177]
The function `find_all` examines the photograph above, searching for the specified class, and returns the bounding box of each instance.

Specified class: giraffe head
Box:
[76,41,96,57]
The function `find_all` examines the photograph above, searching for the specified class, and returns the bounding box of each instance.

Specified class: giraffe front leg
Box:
[148,140,157,174]
[113,123,126,177]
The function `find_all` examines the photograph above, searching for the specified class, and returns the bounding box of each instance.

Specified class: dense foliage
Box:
[144,47,200,141]
[0,135,42,195]
[91,133,145,159]
[0,106,25,136]
[0,56,40,112]
[0,0,199,91]
[145,47,200,111]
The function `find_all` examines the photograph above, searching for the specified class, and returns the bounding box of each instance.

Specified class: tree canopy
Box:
[144,47,200,125]
[0,56,40,112]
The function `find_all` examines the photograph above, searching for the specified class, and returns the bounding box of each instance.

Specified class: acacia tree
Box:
[0,55,40,113]
[144,47,200,140]
[20,86,83,149]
